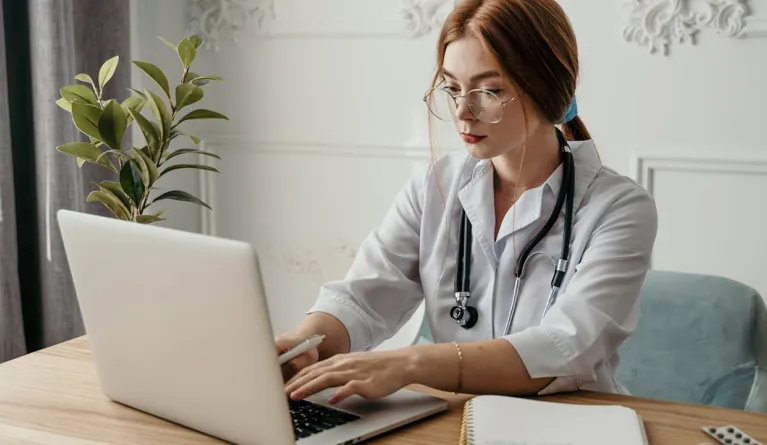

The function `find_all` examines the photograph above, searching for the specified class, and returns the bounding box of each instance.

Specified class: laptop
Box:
[57,209,449,445]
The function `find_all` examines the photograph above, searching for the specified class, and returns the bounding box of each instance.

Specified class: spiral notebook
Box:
[459,395,648,445]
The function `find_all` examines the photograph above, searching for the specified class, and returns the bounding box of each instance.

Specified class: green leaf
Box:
[97,100,128,151]
[127,108,160,158]
[159,163,219,178]
[71,103,102,141]
[56,142,116,172]
[189,35,203,49]
[145,89,172,141]
[189,135,201,145]
[121,96,146,114]
[136,208,166,224]
[176,109,228,125]
[96,149,130,165]
[158,36,177,51]
[120,161,145,206]
[164,148,220,161]
[87,190,131,220]
[127,148,151,187]
[136,213,166,224]
[98,56,119,91]
[77,157,87,168]
[175,84,203,110]
[150,190,211,210]
[177,38,196,68]
[128,147,158,186]
[127,88,147,99]
[60,84,98,105]
[137,148,159,185]
[55,98,72,112]
[189,75,223,86]
[132,61,171,98]
[121,96,146,125]
[97,180,132,211]
[74,73,97,93]
[185,72,200,83]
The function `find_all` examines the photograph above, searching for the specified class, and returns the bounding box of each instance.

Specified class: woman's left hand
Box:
[284,349,415,405]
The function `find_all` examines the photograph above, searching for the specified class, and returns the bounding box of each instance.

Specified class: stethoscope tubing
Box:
[452,129,576,336]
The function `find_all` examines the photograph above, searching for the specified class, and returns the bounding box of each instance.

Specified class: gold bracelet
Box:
[453,342,463,394]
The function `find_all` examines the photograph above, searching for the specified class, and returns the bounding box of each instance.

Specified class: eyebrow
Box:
[441,68,501,82]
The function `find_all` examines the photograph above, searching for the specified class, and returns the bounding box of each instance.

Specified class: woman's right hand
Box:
[276,334,319,382]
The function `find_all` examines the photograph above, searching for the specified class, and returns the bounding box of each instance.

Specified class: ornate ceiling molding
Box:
[187,0,275,51]
[401,0,456,38]
[623,0,753,55]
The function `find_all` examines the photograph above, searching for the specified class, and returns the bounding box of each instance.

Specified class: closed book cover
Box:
[459,395,648,445]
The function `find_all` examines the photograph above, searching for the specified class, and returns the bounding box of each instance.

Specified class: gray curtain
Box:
[1,0,131,363]
[0,0,26,363]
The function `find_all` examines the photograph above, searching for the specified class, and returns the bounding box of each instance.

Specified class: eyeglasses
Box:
[423,85,515,124]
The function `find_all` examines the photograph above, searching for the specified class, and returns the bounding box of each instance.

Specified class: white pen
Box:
[278,335,325,365]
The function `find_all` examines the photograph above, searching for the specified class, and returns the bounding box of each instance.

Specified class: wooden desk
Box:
[1,336,766,444]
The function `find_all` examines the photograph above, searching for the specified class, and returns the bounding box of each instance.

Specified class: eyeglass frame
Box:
[422,84,516,124]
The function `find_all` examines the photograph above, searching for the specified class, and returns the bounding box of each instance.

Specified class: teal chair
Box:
[413,270,767,412]
[615,270,767,413]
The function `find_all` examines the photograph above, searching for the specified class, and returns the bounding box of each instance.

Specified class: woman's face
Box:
[437,36,544,160]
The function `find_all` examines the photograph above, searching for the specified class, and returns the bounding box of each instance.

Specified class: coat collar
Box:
[457,140,603,264]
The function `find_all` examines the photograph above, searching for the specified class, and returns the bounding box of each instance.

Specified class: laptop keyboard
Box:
[289,399,361,440]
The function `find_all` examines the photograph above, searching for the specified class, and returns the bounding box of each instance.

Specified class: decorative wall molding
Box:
[196,137,440,236]
[622,0,767,55]
[186,0,456,45]
[199,137,437,160]
[401,0,455,38]
[632,153,767,194]
[187,0,275,51]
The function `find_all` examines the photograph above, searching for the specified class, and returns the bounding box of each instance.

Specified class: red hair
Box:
[430,0,590,142]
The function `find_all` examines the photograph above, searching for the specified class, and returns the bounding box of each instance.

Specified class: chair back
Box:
[615,270,767,413]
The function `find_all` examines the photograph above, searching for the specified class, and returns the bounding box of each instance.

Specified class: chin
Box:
[464,141,500,160]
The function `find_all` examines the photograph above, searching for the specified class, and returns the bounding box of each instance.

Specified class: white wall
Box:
[131,0,767,337]
[557,0,767,303]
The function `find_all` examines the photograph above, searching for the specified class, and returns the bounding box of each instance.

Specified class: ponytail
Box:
[561,115,591,141]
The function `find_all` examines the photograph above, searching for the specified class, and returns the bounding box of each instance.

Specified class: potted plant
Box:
[54,34,227,224]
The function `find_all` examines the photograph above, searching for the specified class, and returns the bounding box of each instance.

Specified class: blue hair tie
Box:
[560,97,578,124]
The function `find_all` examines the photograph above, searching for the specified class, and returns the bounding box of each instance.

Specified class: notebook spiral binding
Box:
[459,399,475,445]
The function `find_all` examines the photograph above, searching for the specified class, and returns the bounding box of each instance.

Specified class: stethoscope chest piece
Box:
[450,291,478,328]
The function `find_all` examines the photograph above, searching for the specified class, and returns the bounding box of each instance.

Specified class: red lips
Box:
[461,133,487,144]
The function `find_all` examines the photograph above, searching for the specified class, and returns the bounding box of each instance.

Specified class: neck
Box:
[491,127,562,199]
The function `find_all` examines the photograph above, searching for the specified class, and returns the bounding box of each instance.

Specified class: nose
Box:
[454,96,476,122]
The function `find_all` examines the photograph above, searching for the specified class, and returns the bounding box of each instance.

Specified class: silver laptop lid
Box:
[57,209,295,445]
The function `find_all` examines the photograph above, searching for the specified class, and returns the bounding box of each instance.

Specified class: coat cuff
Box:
[503,326,575,379]
[307,290,374,353]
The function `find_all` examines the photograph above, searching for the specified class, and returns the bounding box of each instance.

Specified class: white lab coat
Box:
[308,139,658,395]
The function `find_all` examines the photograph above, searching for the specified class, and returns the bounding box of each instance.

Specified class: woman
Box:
[279,0,658,405]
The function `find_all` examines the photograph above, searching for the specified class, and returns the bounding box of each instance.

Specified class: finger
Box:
[285,365,327,395]
[290,371,353,401]
[286,357,352,395]
[328,380,364,405]
[288,351,314,371]
[286,355,337,388]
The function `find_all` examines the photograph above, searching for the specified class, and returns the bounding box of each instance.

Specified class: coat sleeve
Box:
[503,183,658,394]
[307,163,431,352]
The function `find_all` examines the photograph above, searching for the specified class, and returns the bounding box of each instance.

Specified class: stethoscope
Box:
[449,129,575,336]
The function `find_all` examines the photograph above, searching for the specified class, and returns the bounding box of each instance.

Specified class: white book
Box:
[459,395,649,445]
